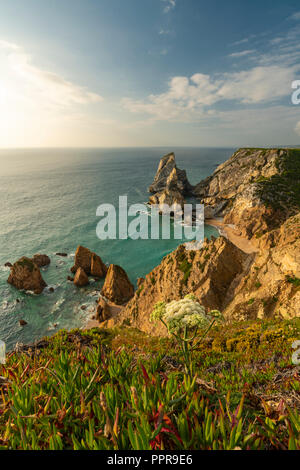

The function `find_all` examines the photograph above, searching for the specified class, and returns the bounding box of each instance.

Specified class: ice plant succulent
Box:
[150,295,223,376]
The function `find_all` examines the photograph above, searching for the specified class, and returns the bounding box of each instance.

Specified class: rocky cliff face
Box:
[194,148,300,241]
[109,148,299,333]
[149,152,192,210]
[113,237,250,335]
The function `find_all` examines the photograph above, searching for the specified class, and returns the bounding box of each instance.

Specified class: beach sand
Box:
[206,218,258,254]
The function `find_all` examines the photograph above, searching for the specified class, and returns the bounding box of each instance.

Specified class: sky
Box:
[0,0,300,148]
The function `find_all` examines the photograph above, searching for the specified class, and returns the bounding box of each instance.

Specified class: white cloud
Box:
[228,49,256,58]
[162,0,176,13]
[0,40,103,109]
[218,65,297,104]
[123,64,298,122]
[295,121,300,135]
[159,28,171,35]
[289,11,300,21]
[231,38,250,46]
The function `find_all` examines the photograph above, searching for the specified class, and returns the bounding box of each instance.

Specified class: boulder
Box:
[4,262,12,268]
[7,257,47,294]
[71,245,106,278]
[96,298,111,322]
[91,253,107,278]
[73,267,89,287]
[19,319,28,326]
[32,254,51,267]
[56,253,68,257]
[101,264,134,305]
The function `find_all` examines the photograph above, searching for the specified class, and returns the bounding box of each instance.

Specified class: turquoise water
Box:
[0,147,235,349]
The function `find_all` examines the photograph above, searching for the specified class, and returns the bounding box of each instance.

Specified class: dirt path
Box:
[206,218,258,254]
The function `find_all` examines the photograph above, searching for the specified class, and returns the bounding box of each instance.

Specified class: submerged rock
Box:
[32,254,51,267]
[7,257,47,295]
[101,264,134,305]
[56,253,68,257]
[73,267,89,287]
[19,319,28,326]
[4,262,12,268]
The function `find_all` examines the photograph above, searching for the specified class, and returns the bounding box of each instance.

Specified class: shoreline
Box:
[205,218,258,254]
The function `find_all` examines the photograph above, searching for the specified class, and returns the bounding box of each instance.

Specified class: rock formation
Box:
[7,257,47,294]
[96,298,111,322]
[194,148,299,238]
[32,254,51,267]
[71,245,107,277]
[113,238,250,335]
[101,264,134,305]
[109,148,300,333]
[91,253,107,278]
[149,153,192,211]
[73,267,89,287]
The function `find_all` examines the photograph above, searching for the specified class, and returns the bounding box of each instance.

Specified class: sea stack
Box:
[101,264,134,305]
[148,152,192,212]
[7,257,47,294]
[71,245,107,277]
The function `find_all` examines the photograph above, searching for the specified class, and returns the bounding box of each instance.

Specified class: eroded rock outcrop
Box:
[71,245,107,277]
[223,213,300,321]
[108,148,300,331]
[7,257,47,294]
[73,267,89,287]
[96,298,111,323]
[101,264,134,305]
[149,153,192,210]
[113,237,250,335]
[194,148,299,241]
[32,254,51,268]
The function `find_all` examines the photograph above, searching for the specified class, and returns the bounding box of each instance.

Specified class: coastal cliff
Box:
[106,148,300,334]
[194,148,300,240]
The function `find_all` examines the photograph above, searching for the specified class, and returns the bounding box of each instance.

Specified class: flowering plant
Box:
[150,295,223,376]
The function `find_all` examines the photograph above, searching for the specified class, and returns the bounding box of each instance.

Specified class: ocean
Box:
[0,147,235,349]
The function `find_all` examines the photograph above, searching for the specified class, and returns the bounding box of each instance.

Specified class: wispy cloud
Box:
[162,0,176,14]
[228,49,256,58]
[159,28,171,35]
[231,37,250,46]
[0,40,103,109]
[288,11,300,21]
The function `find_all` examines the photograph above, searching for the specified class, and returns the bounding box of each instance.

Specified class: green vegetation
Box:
[286,276,300,288]
[178,259,192,285]
[255,149,300,212]
[16,258,35,272]
[0,318,299,450]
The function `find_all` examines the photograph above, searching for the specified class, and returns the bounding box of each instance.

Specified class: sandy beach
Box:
[206,218,258,254]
